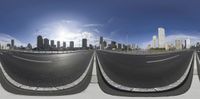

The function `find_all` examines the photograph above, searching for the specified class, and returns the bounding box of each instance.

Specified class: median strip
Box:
[12,55,52,63]
[146,55,179,63]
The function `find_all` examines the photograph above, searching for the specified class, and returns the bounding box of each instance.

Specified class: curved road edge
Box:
[96,51,194,92]
[0,52,94,92]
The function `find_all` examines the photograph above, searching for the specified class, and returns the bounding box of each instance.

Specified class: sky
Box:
[1,0,200,48]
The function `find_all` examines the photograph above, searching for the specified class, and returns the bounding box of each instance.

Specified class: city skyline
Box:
[1,0,200,48]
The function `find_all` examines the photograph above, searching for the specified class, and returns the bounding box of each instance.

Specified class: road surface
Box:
[96,50,193,92]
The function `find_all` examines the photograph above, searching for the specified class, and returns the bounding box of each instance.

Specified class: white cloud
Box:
[0,33,26,47]
[83,24,103,28]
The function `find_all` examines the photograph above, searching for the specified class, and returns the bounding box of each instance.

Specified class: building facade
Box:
[37,35,43,49]
[175,39,182,50]
[152,35,157,48]
[70,41,74,49]
[82,38,87,49]
[158,27,166,48]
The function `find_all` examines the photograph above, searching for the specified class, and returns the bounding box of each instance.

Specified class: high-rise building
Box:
[57,41,60,48]
[82,38,87,49]
[100,36,104,50]
[131,44,136,49]
[11,39,14,48]
[118,43,122,49]
[175,39,182,50]
[70,41,74,49]
[50,40,54,48]
[186,38,191,49]
[123,44,127,50]
[44,38,49,49]
[165,43,169,50]
[37,35,43,49]
[158,27,166,48]
[103,41,107,49]
[152,35,157,48]
[27,43,32,50]
[111,41,117,49]
[63,41,66,48]
[100,36,103,44]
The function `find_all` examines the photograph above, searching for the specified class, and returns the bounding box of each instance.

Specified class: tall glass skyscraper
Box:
[158,27,166,48]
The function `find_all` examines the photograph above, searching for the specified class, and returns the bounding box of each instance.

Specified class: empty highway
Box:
[96,50,194,92]
[0,51,94,90]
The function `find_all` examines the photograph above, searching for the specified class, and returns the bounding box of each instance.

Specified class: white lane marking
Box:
[196,52,200,75]
[97,51,194,92]
[193,52,198,75]
[12,55,52,63]
[146,55,179,63]
[145,54,170,58]
[0,52,94,91]
[91,52,98,83]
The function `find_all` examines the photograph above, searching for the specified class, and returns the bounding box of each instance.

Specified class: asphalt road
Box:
[0,51,94,87]
[196,52,200,77]
[96,50,193,89]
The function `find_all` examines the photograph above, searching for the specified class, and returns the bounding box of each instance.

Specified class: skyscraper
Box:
[158,27,166,48]
[100,36,103,44]
[11,39,14,48]
[50,40,54,48]
[186,38,191,49]
[118,43,122,49]
[175,39,182,50]
[63,41,66,48]
[152,35,157,48]
[70,41,74,49]
[44,38,49,50]
[111,41,117,49]
[103,41,107,48]
[100,36,104,50]
[82,38,87,49]
[27,43,32,50]
[57,41,60,48]
[37,35,43,50]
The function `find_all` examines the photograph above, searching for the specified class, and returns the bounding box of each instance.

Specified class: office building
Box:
[186,38,191,49]
[50,40,54,48]
[11,39,14,48]
[111,41,117,49]
[44,38,49,49]
[175,39,182,50]
[27,43,32,50]
[70,41,74,49]
[100,36,104,50]
[123,44,127,50]
[158,27,166,48]
[103,41,107,49]
[152,35,157,48]
[57,41,60,48]
[63,41,66,48]
[118,43,122,49]
[82,38,87,49]
[37,35,43,49]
